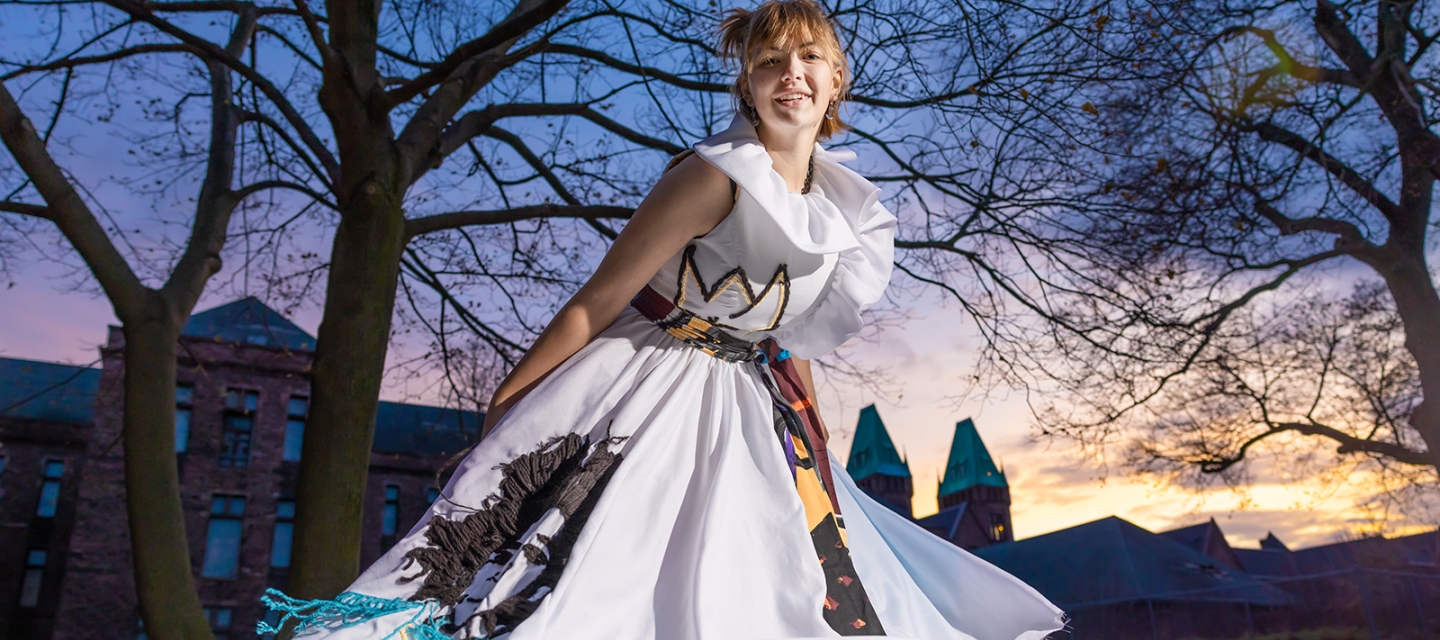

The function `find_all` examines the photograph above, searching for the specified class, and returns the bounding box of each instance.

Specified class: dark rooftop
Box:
[975,516,1294,607]
[182,296,316,351]
[0,357,101,425]
[915,502,970,541]
[372,400,483,458]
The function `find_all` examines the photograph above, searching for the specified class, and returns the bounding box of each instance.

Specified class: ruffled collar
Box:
[693,115,886,256]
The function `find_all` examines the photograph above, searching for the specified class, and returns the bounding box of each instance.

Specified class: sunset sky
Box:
[1,264,1417,551]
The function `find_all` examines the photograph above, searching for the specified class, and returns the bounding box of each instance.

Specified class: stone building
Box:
[917,418,1013,548]
[844,406,1013,551]
[0,298,480,640]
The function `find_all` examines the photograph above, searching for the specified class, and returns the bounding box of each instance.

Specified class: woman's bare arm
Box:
[793,358,829,441]
[481,155,733,437]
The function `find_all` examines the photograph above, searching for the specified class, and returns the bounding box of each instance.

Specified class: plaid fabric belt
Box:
[630,284,762,362]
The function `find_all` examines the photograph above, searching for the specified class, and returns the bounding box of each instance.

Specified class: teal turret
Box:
[845,405,913,517]
[936,418,1013,543]
[938,418,1007,496]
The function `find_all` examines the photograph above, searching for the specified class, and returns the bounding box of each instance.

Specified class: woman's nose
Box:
[783,54,805,78]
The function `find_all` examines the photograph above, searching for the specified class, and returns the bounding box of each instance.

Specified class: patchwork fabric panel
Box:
[400,432,626,638]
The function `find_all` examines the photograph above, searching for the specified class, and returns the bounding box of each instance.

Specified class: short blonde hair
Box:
[718,0,850,140]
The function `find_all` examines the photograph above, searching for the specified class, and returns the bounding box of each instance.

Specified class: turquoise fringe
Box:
[257,589,453,639]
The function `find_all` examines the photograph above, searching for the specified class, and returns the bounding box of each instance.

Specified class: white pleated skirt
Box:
[297,309,1063,640]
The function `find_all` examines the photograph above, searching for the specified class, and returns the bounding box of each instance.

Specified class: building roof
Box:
[0,357,100,425]
[938,418,1006,496]
[1232,549,1298,577]
[182,296,316,351]
[845,404,911,481]
[1160,518,1244,570]
[1232,528,1440,578]
[372,401,484,458]
[1260,532,1290,551]
[916,502,971,541]
[974,516,1294,607]
[1288,529,1440,575]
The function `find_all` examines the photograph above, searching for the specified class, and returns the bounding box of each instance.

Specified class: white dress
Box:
[262,116,1064,640]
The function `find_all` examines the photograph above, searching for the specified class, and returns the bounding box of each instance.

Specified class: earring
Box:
[824,101,837,121]
[742,100,760,127]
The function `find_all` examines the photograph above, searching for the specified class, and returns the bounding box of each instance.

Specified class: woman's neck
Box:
[757,124,817,193]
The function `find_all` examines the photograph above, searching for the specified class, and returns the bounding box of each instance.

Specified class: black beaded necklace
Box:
[802,154,815,194]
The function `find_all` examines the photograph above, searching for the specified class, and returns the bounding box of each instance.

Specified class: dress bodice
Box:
[645,116,896,359]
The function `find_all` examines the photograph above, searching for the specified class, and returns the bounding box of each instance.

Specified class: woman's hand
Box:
[481,155,734,438]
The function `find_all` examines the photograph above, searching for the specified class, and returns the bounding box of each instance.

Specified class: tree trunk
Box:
[122,302,214,640]
[1383,249,1440,471]
[287,190,407,599]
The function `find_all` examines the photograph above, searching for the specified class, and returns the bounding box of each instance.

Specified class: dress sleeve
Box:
[766,195,896,360]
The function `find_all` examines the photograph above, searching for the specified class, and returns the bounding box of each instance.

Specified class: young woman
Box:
[263,2,1063,638]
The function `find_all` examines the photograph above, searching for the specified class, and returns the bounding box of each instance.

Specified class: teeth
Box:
[776,93,810,101]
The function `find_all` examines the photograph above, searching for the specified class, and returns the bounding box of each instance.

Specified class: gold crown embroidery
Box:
[673,244,790,332]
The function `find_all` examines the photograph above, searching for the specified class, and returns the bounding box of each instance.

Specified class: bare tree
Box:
[907,0,1440,502]
[0,6,284,637]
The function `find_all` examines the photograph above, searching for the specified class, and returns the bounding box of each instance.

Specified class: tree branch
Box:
[430,102,683,174]
[1,43,200,81]
[1242,120,1403,221]
[1221,25,1361,88]
[99,0,339,177]
[404,203,631,239]
[1284,421,1431,465]
[0,82,145,317]
[1246,190,1376,253]
[480,126,622,239]
[1313,0,1376,84]
[384,0,569,106]
[227,179,335,208]
[160,5,257,316]
[0,200,53,219]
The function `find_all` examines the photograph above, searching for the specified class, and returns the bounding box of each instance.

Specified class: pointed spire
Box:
[1260,532,1290,551]
[938,417,1007,497]
[845,404,911,481]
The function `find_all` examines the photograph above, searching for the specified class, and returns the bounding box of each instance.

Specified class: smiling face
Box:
[719,1,850,141]
[743,41,841,137]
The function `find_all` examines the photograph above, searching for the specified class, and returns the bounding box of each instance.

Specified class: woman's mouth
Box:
[774,92,811,108]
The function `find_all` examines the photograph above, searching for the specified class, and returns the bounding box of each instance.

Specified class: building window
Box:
[260,610,282,639]
[271,499,295,568]
[203,606,233,640]
[136,615,146,639]
[989,513,1006,541]
[36,459,63,518]
[381,485,400,551]
[426,486,441,505]
[175,384,194,453]
[283,396,307,462]
[220,389,259,468]
[18,549,45,607]
[201,495,245,579]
